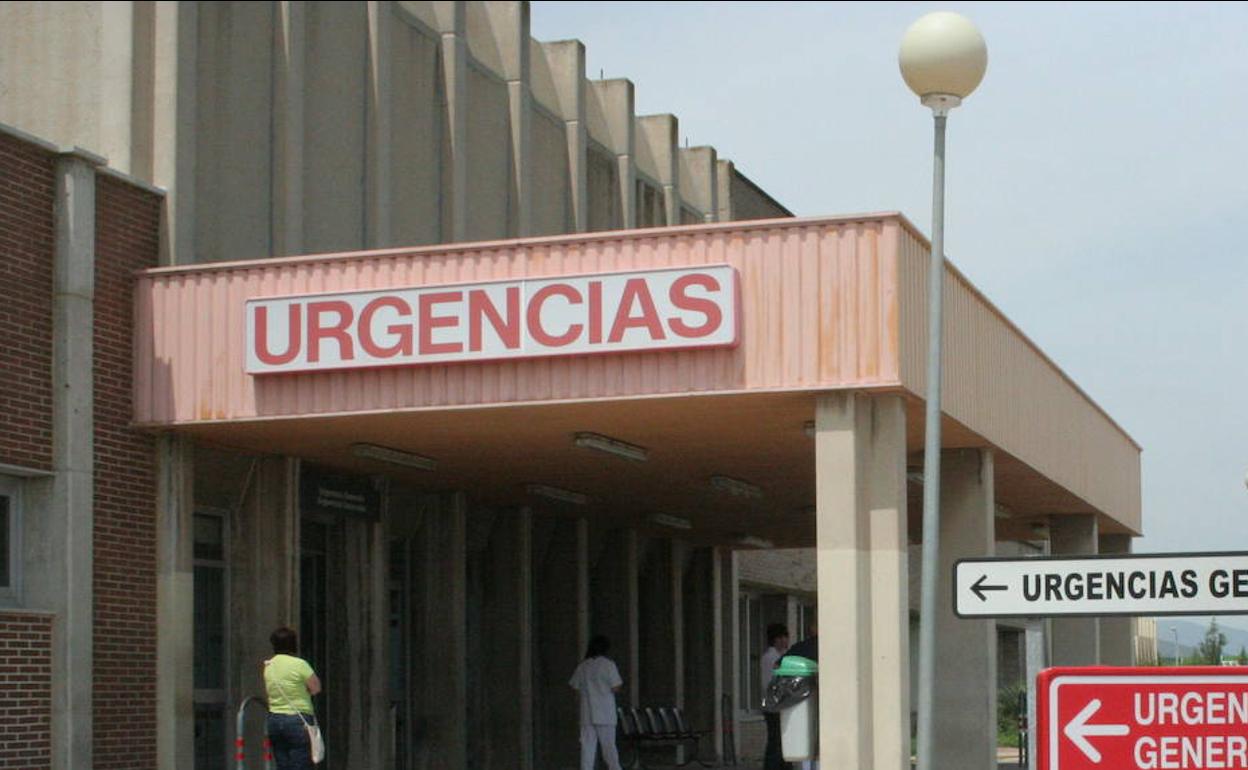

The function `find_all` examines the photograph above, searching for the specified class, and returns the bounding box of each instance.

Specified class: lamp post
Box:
[898,13,987,770]
[1172,626,1181,666]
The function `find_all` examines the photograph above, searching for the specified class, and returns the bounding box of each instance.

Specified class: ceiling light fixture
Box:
[906,470,925,484]
[735,534,774,549]
[573,432,649,462]
[351,443,437,471]
[994,504,1013,520]
[525,483,589,506]
[804,421,816,438]
[710,475,763,499]
[651,513,692,530]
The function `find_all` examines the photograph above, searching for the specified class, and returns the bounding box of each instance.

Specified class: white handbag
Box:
[269,660,326,764]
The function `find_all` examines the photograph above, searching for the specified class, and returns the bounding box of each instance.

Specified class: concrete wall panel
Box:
[390,15,443,247]
[465,65,511,240]
[303,1,367,254]
[194,2,274,262]
[530,108,569,236]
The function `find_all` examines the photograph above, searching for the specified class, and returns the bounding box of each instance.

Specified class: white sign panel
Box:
[954,552,1248,618]
[245,265,740,374]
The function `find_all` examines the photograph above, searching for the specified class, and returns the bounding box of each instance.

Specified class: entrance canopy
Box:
[133,214,1141,543]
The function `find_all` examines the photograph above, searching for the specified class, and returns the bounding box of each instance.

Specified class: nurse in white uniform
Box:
[569,634,625,770]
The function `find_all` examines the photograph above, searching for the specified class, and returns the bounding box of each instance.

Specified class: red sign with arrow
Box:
[1038,667,1248,770]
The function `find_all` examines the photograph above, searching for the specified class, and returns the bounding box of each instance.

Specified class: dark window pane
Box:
[194,704,226,770]
[193,514,224,561]
[194,565,225,689]
[0,497,10,587]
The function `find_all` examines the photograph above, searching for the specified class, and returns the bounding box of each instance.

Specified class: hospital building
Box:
[0,2,1143,769]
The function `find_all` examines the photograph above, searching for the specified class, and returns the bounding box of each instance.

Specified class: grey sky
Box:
[532,2,1248,630]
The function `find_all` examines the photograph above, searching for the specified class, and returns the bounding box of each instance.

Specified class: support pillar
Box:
[1098,533,1134,665]
[1050,515,1100,665]
[155,435,193,770]
[419,492,467,770]
[711,547,725,760]
[272,1,305,257]
[26,151,102,770]
[868,396,909,770]
[814,392,909,770]
[932,448,997,770]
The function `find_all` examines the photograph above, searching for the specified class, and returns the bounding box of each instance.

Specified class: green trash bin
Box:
[763,655,818,761]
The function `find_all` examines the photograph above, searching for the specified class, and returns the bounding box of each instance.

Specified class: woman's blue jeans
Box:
[266,712,316,770]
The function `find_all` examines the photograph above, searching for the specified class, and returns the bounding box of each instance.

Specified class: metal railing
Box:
[235,696,273,770]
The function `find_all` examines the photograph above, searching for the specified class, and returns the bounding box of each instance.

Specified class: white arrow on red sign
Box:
[1062,698,1130,763]
[1038,667,1248,770]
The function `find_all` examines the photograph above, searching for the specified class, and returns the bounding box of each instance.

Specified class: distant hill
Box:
[1153,617,1248,663]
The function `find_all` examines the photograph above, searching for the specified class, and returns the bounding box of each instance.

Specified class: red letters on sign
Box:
[306,301,355,363]
[419,292,464,355]
[527,284,583,347]
[358,297,413,358]
[468,287,521,352]
[668,273,722,338]
[608,278,665,343]
[253,304,303,365]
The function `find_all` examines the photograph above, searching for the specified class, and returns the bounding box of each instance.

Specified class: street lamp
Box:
[1172,626,1181,666]
[899,12,988,770]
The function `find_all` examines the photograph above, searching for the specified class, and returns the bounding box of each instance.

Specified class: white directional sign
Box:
[954,552,1248,619]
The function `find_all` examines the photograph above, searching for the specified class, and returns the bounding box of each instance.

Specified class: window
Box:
[0,475,20,605]
[193,509,228,770]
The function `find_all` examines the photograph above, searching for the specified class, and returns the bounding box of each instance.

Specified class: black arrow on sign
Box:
[971,574,1008,602]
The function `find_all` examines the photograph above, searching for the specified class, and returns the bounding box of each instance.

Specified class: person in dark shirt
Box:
[783,622,818,662]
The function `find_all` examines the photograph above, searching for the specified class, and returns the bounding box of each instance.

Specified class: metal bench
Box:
[617,705,714,768]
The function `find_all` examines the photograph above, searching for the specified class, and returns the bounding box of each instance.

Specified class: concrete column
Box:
[716,159,735,222]
[577,517,591,656]
[724,549,741,761]
[150,0,197,264]
[420,492,467,770]
[481,507,534,770]
[932,448,997,770]
[1025,620,1046,770]
[589,529,638,702]
[432,1,467,242]
[365,1,393,247]
[229,457,300,770]
[867,396,909,770]
[29,150,101,770]
[815,392,894,769]
[639,537,677,706]
[272,1,305,257]
[535,516,583,768]
[679,146,718,222]
[1050,515,1100,665]
[1098,534,1134,665]
[672,540,686,712]
[589,78,637,229]
[711,546,725,760]
[627,530,641,706]
[155,435,194,770]
[637,114,679,225]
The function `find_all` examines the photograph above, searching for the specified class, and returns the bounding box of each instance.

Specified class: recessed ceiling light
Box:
[650,513,692,530]
[710,475,763,499]
[735,534,774,549]
[573,432,649,462]
[994,504,1013,520]
[525,483,589,506]
[351,443,437,471]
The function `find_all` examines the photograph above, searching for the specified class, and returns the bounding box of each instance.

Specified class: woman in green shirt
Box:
[263,627,323,769]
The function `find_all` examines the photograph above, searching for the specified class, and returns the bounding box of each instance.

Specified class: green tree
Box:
[1196,618,1228,665]
[1237,646,1247,666]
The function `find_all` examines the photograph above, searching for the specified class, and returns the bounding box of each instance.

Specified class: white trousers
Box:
[579,723,623,770]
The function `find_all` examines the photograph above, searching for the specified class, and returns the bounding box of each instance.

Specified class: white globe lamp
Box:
[899,12,988,114]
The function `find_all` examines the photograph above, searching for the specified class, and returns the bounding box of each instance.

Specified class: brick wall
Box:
[92,175,161,769]
[0,612,53,770]
[0,132,54,471]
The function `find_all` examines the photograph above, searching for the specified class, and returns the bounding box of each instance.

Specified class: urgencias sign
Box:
[1038,667,1248,770]
[245,265,740,374]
